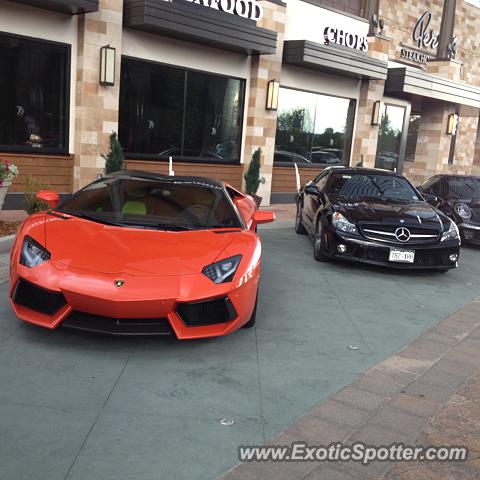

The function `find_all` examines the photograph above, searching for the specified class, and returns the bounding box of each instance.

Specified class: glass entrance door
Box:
[375,104,407,172]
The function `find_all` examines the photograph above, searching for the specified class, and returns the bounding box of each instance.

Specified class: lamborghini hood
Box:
[44,215,242,276]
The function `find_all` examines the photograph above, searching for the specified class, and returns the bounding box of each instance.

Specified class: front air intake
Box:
[176,297,237,326]
[13,279,67,315]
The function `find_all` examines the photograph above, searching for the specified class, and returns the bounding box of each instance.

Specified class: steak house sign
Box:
[185,0,263,21]
[400,11,458,65]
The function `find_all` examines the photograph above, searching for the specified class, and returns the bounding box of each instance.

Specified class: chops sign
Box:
[185,0,263,21]
[324,27,369,52]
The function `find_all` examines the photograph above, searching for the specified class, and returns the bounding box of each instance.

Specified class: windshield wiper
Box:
[117,221,194,231]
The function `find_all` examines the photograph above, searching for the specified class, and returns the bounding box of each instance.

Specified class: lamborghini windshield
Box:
[56,177,242,230]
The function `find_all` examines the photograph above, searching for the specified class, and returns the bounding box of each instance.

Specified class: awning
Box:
[386,67,480,108]
[124,0,277,55]
[282,40,388,80]
[11,0,99,14]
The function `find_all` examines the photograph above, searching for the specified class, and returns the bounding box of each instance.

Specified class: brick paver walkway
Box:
[221,300,480,479]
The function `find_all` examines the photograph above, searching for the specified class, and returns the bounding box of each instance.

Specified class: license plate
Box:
[389,249,415,263]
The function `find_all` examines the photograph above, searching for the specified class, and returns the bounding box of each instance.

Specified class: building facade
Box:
[1,0,480,207]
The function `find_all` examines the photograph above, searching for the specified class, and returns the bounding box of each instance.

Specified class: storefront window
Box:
[375,104,406,171]
[274,87,356,166]
[119,58,245,163]
[0,33,69,153]
[404,114,421,162]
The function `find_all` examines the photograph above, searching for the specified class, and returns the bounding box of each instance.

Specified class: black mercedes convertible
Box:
[295,167,461,271]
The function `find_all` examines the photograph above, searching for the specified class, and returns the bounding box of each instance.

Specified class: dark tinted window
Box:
[119,59,184,157]
[59,178,241,230]
[183,71,243,161]
[119,58,245,163]
[274,87,356,166]
[438,177,480,199]
[0,33,69,152]
[326,173,420,201]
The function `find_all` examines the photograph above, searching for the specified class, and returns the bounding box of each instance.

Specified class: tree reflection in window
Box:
[274,87,356,166]
[375,104,406,171]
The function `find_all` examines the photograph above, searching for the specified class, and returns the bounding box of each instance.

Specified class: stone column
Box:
[73,0,123,191]
[242,1,286,206]
[454,109,479,174]
[350,34,389,169]
[405,100,454,184]
[473,118,480,175]
[420,60,480,178]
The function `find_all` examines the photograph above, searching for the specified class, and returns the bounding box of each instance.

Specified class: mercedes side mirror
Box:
[304,184,320,195]
[36,190,60,209]
[422,192,440,205]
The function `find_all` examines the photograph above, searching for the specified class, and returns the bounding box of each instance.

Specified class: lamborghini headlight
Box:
[441,220,460,243]
[202,255,242,284]
[455,203,472,219]
[332,212,357,234]
[20,236,51,268]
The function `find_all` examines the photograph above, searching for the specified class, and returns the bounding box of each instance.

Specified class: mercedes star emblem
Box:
[114,280,125,288]
[395,227,411,243]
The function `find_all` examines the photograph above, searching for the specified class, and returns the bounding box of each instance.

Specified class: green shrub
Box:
[102,132,124,174]
[23,175,49,215]
[244,147,261,196]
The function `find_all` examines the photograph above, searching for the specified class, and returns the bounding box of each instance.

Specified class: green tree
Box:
[244,148,261,196]
[102,132,124,174]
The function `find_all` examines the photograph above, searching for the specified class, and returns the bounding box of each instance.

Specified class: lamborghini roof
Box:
[105,170,226,189]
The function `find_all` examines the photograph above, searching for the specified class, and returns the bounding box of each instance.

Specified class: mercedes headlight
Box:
[202,255,242,284]
[20,236,51,268]
[441,220,460,243]
[455,203,472,219]
[332,212,357,234]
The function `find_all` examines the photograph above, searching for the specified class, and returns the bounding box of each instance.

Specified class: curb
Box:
[0,234,14,254]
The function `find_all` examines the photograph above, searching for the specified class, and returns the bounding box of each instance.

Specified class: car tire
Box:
[439,269,449,274]
[295,200,307,235]
[313,218,328,262]
[242,294,258,328]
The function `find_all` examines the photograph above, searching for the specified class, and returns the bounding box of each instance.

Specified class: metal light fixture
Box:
[447,113,459,135]
[99,44,116,86]
[371,100,383,126]
[266,79,280,111]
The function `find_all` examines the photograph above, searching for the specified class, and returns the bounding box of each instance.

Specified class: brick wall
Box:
[73,0,123,191]
[243,1,286,205]
[307,0,362,17]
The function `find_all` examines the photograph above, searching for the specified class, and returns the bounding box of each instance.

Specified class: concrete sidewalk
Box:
[221,300,480,479]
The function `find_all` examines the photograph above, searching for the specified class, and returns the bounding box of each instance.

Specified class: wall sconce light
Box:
[266,79,280,111]
[99,44,116,86]
[447,113,459,135]
[371,100,383,126]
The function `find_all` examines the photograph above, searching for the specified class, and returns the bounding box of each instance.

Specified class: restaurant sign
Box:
[185,0,263,21]
[400,11,458,66]
[324,27,369,52]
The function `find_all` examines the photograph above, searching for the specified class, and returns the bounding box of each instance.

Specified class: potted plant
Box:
[0,158,19,210]
[244,147,262,207]
[102,132,124,174]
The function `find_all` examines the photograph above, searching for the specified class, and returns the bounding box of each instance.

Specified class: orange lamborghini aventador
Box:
[9,171,275,339]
